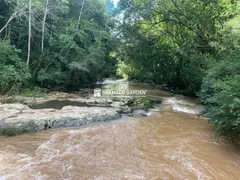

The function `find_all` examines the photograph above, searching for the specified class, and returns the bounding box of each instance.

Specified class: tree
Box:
[0,0,117,91]
[200,51,240,140]
[0,0,28,35]
[26,0,32,69]
[116,0,238,95]
[0,41,30,94]
[41,0,49,55]
[200,14,240,140]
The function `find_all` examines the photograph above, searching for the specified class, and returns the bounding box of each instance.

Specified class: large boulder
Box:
[0,103,30,111]
[0,104,30,122]
[0,104,120,130]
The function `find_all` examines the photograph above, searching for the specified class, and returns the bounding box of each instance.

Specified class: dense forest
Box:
[0,0,118,92]
[0,0,239,140]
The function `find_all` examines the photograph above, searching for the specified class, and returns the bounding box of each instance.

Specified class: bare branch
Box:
[0,0,28,34]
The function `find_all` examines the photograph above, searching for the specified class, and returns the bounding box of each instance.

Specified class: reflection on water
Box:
[0,84,239,180]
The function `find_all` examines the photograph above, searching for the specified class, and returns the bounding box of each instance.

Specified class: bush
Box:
[20,87,46,98]
[0,41,30,94]
[200,50,240,140]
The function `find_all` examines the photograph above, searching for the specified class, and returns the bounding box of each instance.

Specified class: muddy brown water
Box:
[0,84,239,180]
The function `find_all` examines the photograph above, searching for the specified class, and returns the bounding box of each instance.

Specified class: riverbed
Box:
[0,84,239,180]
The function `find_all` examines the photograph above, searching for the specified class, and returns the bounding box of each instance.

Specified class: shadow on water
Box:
[29,100,97,110]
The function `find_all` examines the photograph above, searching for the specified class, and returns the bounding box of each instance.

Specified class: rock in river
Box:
[0,104,120,130]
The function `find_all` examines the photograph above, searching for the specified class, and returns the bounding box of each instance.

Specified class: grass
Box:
[20,87,46,98]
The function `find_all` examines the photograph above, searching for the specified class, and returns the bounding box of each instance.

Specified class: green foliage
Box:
[36,5,118,89]
[20,87,46,98]
[1,120,38,136]
[0,0,118,92]
[116,0,238,95]
[0,41,30,94]
[117,0,132,11]
[139,97,154,108]
[125,97,155,108]
[200,50,240,140]
[199,12,240,140]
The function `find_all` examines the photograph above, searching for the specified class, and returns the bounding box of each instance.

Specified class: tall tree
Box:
[41,0,49,56]
[26,0,32,69]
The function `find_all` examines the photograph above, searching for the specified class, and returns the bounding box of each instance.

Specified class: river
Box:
[0,84,239,180]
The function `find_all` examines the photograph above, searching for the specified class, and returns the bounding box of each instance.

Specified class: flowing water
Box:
[0,84,239,180]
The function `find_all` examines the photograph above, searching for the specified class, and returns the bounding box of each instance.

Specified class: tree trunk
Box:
[27,0,32,69]
[7,27,11,42]
[41,0,49,56]
[0,12,18,34]
[0,1,28,34]
[180,69,188,88]
[76,0,85,31]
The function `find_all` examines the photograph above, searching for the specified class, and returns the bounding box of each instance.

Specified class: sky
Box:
[113,0,120,7]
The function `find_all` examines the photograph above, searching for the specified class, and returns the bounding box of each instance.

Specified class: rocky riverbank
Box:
[0,91,161,134]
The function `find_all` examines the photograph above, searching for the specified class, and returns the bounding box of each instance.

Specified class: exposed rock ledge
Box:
[0,104,120,130]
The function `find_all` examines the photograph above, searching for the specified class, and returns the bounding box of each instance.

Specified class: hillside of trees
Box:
[0,0,118,92]
[0,0,239,140]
